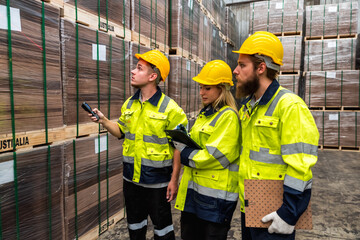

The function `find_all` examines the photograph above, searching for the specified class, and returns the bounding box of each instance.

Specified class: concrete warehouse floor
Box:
[98,150,360,240]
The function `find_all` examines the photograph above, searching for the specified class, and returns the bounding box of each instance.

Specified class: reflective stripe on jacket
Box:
[117,88,188,187]
[175,105,241,224]
[239,80,319,225]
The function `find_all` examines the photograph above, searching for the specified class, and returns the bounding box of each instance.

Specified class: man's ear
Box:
[148,72,158,82]
[257,62,266,74]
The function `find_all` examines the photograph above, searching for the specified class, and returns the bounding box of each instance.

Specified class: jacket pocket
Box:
[251,162,286,180]
[254,116,280,149]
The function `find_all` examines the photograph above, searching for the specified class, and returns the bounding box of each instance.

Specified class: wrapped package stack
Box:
[131,0,169,52]
[303,2,360,150]
[225,7,240,49]
[0,0,64,152]
[61,19,131,133]
[305,2,358,39]
[249,0,304,35]
[64,133,124,239]
[0,144,64,240]
[168,56,202,119]
[63,0,131,39]
[311,111,360,149]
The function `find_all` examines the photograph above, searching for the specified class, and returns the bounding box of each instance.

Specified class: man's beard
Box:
[235,73,260,99]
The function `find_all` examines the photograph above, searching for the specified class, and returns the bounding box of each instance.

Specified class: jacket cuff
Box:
[180,147,194,167]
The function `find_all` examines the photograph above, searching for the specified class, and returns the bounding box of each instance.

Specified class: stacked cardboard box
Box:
[304,2,360,150]
[0,144,64,239]
[249,0,304,34]
[305,2,358,38]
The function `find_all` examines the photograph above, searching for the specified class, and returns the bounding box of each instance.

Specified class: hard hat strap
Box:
[254,54,280,72]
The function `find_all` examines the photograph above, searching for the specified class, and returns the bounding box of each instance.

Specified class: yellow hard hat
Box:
[135,50,170,81]
[233,31,284,67]
[192,60,233,86]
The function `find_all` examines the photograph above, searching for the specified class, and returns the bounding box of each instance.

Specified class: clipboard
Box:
[165,130,202,149]
[244,179,312,229]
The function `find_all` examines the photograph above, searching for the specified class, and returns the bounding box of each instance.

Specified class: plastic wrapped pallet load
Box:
[0,0,63,136]
[277,75,301,96]
[61,19,131,128]
[131,0,169,51]
[64,0,130,36]
[305,2,358,38]
[198,10,212,62]
[168,56,202,118]
[304,38,356,71]
[311,111,360,148]
[305,71,360,108]
[249,0,304,34]
[0,144,64,239]
[225,7,239,48]
[64,133,124,239]
[278,36,302,73]
[211,26,225,61]
[170,0,200,58]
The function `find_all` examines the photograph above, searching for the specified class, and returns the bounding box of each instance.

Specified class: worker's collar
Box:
[199,104,224,117]
[241,80,280,106]
[131,86,162,106]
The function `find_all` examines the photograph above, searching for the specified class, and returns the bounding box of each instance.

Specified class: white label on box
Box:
[221,41,223,48]
[328,6,337,12]
[95,135,108,154]
[188,0,193,10]
[92,44,107,61]
[328,41,336,48]
[186,60,191,71]
[276,2,283,9]
[0,5,22,31]
[329,114,338,121]
[213,29,216,37]
[327,72,336,79]
[204,16,208,26]
[0,160,14,185]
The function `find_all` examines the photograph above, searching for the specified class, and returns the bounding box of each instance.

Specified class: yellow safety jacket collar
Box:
[199,104,225,117]
[131,86,162,106]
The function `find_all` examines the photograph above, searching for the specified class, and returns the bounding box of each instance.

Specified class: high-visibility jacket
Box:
[117,87,188,188]
[175,105,241,224]
[239,80,319,225]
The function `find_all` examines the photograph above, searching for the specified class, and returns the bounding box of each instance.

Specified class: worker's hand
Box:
[166,179,178,202]
[172,141,186,152]
[261,211,295,234]
[89,108,104,123]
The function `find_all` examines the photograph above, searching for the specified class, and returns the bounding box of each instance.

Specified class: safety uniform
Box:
[118,87,187,240]
[175,105,241,224]
[239,80,319,226]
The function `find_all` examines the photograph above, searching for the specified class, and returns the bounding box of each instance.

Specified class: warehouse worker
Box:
[88,49,187,240]
[233,31,319,240]
[173,60,241,240]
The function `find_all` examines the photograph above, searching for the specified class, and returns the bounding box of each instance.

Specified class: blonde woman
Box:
[173,60,241,240]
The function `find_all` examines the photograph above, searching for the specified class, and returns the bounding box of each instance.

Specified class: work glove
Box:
[172,141,187,152]
[261,211,295,234]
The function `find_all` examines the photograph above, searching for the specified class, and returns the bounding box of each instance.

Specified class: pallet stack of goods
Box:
[304,1,360,151]
[1,0,128,239]
[1,0,236,239]
[249,0,305,97]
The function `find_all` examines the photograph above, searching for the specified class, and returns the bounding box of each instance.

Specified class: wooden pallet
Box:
[79,208,125,240]
[309,106,360,111]
[41,0,64,8]
[279,70,300,75]
[273,31,302,37]
[62,3,131,40]
[320,145,360,152]
[226,38,235,47]
[304,33,357,41]
[168,47,194,60]
[0,126,66,153]
[131,31,169,53]
[65,121,108,139]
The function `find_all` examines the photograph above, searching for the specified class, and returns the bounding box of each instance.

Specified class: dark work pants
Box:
[180,211,231,240]
[241,212,295,240]
[123,180,175,240]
